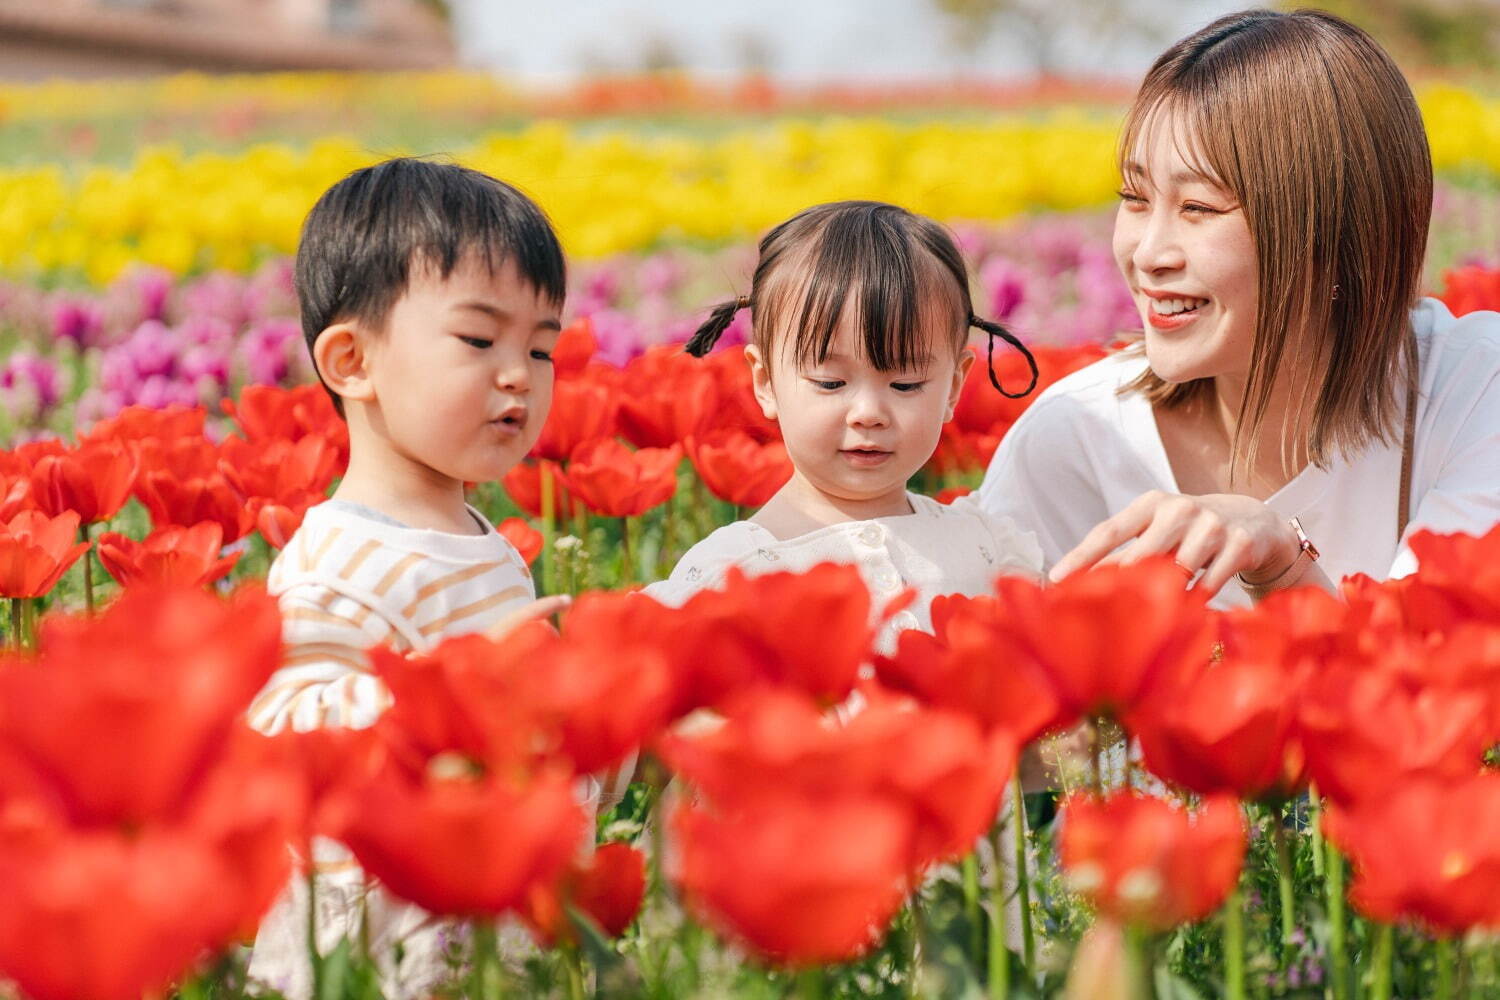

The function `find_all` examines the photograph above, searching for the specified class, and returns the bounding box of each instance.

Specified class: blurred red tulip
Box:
[1407,525,1500,621]
[219,435,338,544]
[935,486,973,504]
[672,792,913,966]
[877,592,1066,745]
[522,841,646,947]
[1437,264,1500,317]
[134,438,254,542]
[686,429,792,508]
[566,438,681,517]
[530,376,618,462]
[617,345,717,448]
[27,439,137,525]
[498,517,543,565]
[1323,773,1500,935]
[551,317,598,378]
[504,459,586,521]
[1058,791,1245,932]
[991,559,1215,728]
[96,522,240,589]
[0,471,33,522]
[84,404,206,448]
[702,349,781,443]
[0,509,90,599]
[0,585,282,827]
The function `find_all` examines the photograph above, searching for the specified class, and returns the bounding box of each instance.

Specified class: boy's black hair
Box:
[684,200,1036,398]
[295,157,567,413]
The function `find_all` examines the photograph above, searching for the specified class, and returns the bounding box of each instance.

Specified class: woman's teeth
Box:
[1150,297,1210,315]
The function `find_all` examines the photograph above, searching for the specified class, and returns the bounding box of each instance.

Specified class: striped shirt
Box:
[249,499,534,735]
[247,499,535,1000]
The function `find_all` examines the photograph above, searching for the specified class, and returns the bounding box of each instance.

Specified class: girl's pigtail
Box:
[970,313,1039,399]
[684,295,750,357]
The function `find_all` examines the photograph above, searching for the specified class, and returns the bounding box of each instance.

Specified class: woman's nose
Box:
[1132,209,1187,276]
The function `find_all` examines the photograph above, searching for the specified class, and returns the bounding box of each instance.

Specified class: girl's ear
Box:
[944,350,975,423]
[745,344,778,421]
[314,323,377,405]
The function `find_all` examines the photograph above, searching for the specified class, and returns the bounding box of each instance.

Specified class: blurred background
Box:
[0,0,1498,442]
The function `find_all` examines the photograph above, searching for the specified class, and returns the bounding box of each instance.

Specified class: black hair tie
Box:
[684,294,750,357]
[970,313,1038,399]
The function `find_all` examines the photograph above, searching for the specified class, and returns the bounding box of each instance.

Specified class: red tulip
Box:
[566,438,681,518]
[1323,773,1500,935]
[96,522,240,589]
[672,792,913,966]
[876,592,1065,745]
[990,559,1215,728]
[1438,264,1500,317]
[0,585,282,827]
[530,375,618,462]
[702,348,781,443]
[498,517,543,565]
[1407,524,1500,621]
[686,429,792,507]
[83,404,206,448]
[0,509,90,598]
[1058,791,1245,932]
[617,345,718,448]
[27,439,138,525]
[134,438,255,542]
[551,317,597,378]
[0,471,33,522]
[1133,651,1308,800]
[221,383,350,472]
[504,459,586,520]
[522,841,646,947]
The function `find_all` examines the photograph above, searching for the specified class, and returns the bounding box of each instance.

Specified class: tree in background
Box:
[1277,0,1498,70]
[929,0,1166,75]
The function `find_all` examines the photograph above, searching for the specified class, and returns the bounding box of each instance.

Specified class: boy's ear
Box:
[313,323,377,405]
[944,350,975,423]
[744,344,777,421]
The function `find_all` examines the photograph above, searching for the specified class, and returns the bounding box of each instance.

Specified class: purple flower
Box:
[979,257,1027,320]
[239,318,303,386]
[637,253,685,297]
[0,352,62,423]
[50,297,105,348]
[179,272,251,328]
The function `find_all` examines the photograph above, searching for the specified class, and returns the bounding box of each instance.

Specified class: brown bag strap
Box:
[1397,352,1418,542]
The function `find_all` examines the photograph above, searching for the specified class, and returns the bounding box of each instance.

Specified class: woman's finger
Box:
[1050,491,1166,580]
[1171,513,1229,580]
[1099,500,1197,568]
[1196,528,1255,597]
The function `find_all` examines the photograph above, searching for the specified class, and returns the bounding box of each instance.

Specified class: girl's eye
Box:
[530,349,554,362]
[810,379,845,391]
[459,336,493,349]
[891,381,926,393]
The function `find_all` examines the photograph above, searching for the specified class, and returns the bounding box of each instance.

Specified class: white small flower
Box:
[1065,862,1105,894]
[554,534,582,553]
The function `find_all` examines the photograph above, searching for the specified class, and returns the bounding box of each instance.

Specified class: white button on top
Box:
[875,569,901,590]
[858,524,883,546]
[891,611,919,630]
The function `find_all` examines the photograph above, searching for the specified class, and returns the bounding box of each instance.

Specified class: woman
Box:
[979,8,1500,608]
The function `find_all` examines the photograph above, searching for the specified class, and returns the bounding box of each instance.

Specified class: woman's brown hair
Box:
[1120,8,1432,471]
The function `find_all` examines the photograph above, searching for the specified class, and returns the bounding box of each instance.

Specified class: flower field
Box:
[1,71,1500,1000]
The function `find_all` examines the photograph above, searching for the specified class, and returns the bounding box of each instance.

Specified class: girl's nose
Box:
[846,388,890,428]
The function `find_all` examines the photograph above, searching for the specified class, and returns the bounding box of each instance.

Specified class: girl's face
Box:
[745,305,972,512]
[1112,111,1260,386]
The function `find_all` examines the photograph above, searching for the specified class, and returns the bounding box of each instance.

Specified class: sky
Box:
[449,0,1245,83]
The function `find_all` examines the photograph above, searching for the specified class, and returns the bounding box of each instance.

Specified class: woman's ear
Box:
[944,350,975,422]
[745,344,778,421]
[313,323,376,406]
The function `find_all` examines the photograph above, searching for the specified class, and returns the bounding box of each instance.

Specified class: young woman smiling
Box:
[979,8,1500,608]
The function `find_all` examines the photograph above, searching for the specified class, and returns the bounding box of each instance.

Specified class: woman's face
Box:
[1112,112,1260,386]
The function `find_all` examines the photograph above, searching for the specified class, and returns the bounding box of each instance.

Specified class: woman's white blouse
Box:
[646,492,1043,651]
[978,299,1500,609]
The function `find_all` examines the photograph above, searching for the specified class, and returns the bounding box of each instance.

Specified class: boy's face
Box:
[749,310,971,509]
[362,254,562,487]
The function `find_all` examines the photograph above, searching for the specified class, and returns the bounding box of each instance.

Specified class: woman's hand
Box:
[1049,490,1308,597]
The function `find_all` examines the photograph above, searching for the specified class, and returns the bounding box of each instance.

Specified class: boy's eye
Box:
[809,379,845,391]
[530,349,554,362]
[459,336,493,349]
[891,381,926,393]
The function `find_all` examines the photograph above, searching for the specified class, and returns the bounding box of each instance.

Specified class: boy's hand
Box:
[484,595,572,641]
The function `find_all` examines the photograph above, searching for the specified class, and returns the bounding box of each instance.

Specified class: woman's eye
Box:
[891,381,926,393]
[1118,189,1147,206]
[1182,202,1220,215]
[530,349,554,362]
[459,336,493,349]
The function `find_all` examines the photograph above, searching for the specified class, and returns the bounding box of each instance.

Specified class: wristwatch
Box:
[1236,516,1319,598]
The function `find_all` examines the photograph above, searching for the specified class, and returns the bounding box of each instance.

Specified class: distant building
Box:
[0,0,454,78]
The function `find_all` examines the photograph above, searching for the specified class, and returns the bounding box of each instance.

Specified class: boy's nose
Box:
[495,365,530,393]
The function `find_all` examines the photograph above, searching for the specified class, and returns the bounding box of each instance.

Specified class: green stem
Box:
[988,824,1010,1000]
[1269,803,1297,952]
[1437,937,1454,1000]
[1090,717,1105,794]
[1224,885,1245,1000]
[470,921,503,999]
[1126,926,1159,1000]
[908,893,924,994]
[564,945,586,1000]
[1309,786,1326,879]
[796,967,827,1000]
[620,517,635,585]
[1012,776,1035,974]
[80,523,94,614]
[540,465,557,596]
[21,598,36,651]
[305,865,323,1000]
[1328,840,1349,1000]
[8,598,20,650]
[963,853,982,964]
[1370,923,1394,1000]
